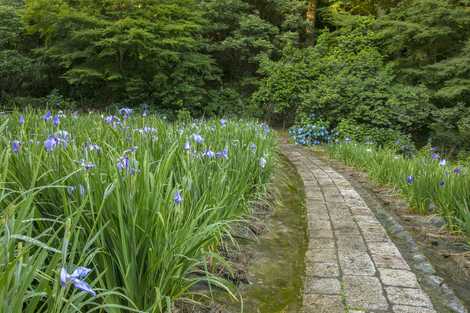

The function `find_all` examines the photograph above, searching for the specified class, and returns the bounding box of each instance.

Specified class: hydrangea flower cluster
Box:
[289,125,336,145]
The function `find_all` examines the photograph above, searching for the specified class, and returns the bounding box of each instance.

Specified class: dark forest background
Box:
[1,0,470,151]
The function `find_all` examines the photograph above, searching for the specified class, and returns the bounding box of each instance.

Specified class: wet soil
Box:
[313,148,470,312]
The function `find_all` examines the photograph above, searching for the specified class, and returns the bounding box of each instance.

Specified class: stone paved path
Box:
[282,145,437,313]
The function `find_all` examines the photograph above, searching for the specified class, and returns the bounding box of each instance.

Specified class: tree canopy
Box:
[1,0,469,151]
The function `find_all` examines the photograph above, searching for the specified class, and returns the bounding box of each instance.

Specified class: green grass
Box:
[1,111,277,312]
[327,143,470,238]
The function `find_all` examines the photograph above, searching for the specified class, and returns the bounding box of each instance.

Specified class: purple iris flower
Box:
[44,136,58,152]
[192,134,204,144]
[124,146,138,154]
[183,141,191,151]
[67,186,76,195]
[431,153,440,160]
[406,175,414,185]
[261,123,270,135]
[60,267,96,297]
[203,149,215,158]
[53,115,60,127]
[79,160,96,171]
[78,185,86,196]
[19,115,25,125]
[259,157,267,169]
[117,156,130,172]
[43,111,52,121]
[220,119,227,127]
[174,190,182,204]
[67,185,86,197]
[453,167,462,175]
[85,143,101,153]
[216,148,228,159]
[11,140,21,153]
[55,131,70,148]
[439,159,447,166]
[104,115,115,124]
[119,107,133,118]
[250,143,257,152]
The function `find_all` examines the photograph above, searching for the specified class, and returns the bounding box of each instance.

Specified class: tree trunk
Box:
[306,0,318,46]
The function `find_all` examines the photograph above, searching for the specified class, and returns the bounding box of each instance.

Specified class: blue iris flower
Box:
[79,159,96,171]
[183,141,191,151]
[259,157,267,169]
[453,167,462,175]
[203,149,215,158]
[439,159,447,166]
[407,175,414,185]
[192,134,204,144]
[11,140,21,153]
[60,267,96,297]
[250,143,257,152]
[104,115,115,124]
[85,143,101,153]
[43,111,52,121]
[220,119,227,127]
[19,115,25,125]
[119,107,133,118]
[44,137,58,152]
[174,191,182,204]
[53,115,60,127]
[216,148,228,159]
[117,156,130,172]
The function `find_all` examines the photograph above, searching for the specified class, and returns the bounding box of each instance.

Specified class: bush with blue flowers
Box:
[289,114,337,145]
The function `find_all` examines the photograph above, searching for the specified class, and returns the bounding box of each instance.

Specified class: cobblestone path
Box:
[283,145,437,313]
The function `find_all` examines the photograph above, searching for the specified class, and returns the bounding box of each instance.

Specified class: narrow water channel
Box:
[219,156,308,313]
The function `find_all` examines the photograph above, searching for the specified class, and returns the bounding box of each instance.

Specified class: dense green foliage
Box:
[1,0,469,149]
[255,0,470,151]
[1,111,275,312]
[0,0,305,116]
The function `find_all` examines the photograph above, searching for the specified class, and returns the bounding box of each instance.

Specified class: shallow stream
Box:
[218,157,307,313]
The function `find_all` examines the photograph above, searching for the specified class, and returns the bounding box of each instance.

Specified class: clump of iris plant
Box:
[60,266,96,297]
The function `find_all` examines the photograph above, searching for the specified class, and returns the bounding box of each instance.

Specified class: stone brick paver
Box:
[282,145,437,313]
